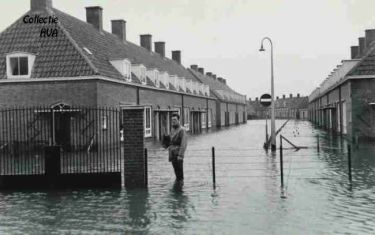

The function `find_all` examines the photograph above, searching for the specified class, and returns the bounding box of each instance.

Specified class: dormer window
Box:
[193,81,198,94]
[199,83,204,95]
[160,72,169,89]
[179,78,186,92]
[132,64,147,85]
[186,79,193,92]
[6,52,35,79]
[205,85,210,96]
[170,75,179,90]
[146,69,159,87]
[110,59,131,81]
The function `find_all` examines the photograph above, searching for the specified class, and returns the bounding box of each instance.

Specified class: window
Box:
[208,109,212,128]
[102,115,108,130]
[144,107,152,137]
[201,112,206,128]
[110,59,132,81]
[183,107,190,131]
[6,52,35,79]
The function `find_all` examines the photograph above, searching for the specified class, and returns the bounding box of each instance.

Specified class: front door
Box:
[55,112,71,150]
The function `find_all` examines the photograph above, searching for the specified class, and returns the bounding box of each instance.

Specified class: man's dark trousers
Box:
[171,159,184,181]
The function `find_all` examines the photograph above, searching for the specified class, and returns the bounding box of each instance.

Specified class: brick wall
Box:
[351,79,375,139]
[97,81,137,107]
[0,80,98,107]
[122,108,146,188]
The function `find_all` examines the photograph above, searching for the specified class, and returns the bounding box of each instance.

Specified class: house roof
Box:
[188,68,246,104]
[0,7,206,90]
[348,43,375,76]
[0,10,95,79]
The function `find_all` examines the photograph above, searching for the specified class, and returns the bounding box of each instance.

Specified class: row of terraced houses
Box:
[308,29,375,141]
[0,0,246,147]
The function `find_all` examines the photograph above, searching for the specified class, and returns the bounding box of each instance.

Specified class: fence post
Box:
[280,135,284,188]
[317,135,320,153]
[348,144,352,183]
[144,148,148,187]
[212,147,216,189]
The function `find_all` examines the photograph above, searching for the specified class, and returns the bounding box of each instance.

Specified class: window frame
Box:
[6,52,35,79]
[144,106,152,137]
[183,107,190,131]
[201,111,206,128]
[208,109,212,128]
[102,115,108,130]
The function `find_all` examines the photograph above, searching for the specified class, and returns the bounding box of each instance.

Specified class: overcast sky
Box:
[1,0,375,99]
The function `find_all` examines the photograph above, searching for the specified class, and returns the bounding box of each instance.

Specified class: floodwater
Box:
[0,120,375,234]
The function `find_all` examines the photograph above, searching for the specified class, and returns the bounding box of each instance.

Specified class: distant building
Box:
[247,94,308,120]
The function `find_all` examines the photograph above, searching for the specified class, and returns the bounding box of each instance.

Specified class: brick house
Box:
[0,0,247,146]
[308,29,375,140]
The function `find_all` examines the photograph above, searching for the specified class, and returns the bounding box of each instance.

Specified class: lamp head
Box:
[259,44,265,52]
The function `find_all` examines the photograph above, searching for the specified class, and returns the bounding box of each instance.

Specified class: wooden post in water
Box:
[317,135,320,153]
[144,148,148,187]
[279,135,284,188]
[212,147,216,189]
[347,144,352,183]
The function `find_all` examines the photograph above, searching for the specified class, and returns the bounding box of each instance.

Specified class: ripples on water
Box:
[0,120,374,234]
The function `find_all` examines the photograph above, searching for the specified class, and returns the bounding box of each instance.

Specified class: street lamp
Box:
[259,37,276,151]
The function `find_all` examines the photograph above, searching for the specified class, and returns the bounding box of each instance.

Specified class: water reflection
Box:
[167,180,192,229]
[126,189,151,232]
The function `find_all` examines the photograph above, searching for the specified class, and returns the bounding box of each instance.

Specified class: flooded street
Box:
[1,120,375,234]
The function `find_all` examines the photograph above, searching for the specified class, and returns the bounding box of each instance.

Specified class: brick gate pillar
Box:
[122,108,146,188]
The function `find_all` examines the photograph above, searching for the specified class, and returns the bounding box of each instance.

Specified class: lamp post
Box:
[259,37,276,151]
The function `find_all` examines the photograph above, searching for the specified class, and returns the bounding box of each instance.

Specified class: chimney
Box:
[111,20,126,42]
[365,29,375,49]
[276,96,279,100]
[154,42,165,57]
[198,67,204,74]
[212,74,217,80]
[140,34,152,51]
[31,0,52,11]
[222,79,227,85]
[351,46,359,59]
[206,72,212,77]
[256,97,259,101]
[190,65,198,71]
[297,93,300,98]
[172,51,181,64]
[218,77,223,82]
[358,37,365,57]
[283,95,285,99]
[290,94,293,98]
[86,6,103,31]
[249,98,252,101]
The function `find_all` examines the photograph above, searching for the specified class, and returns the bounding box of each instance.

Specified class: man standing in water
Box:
[168,113,187,182]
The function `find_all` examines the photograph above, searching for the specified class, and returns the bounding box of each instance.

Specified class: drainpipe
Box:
[136,87,140,105]
[339,85,342,135]
[226,103,229,126]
